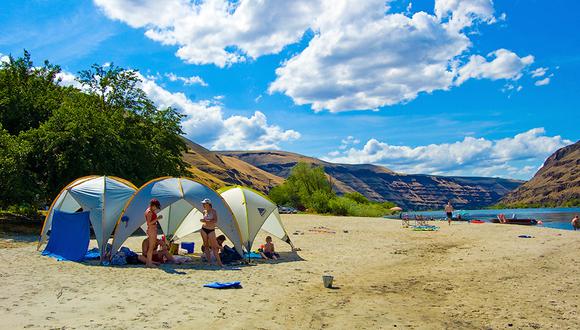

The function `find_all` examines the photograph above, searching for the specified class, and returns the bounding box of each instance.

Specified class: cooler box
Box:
[181,242,195,254]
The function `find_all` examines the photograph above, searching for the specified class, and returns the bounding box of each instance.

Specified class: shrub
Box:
[308,190,333,214]
[328,197,354,216]
[343,192,369,204]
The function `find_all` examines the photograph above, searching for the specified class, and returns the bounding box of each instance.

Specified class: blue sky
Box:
[1,0,578,180]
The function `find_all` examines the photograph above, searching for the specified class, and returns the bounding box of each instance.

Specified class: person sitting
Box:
[259,236,280,260]
[138,237,175,265]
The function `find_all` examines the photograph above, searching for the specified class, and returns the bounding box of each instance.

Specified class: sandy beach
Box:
[1,214,579,329]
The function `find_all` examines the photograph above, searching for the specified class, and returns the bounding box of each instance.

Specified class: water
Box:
[400,207,580,231]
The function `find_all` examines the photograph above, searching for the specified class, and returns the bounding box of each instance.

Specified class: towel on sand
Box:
[203,281,242,289]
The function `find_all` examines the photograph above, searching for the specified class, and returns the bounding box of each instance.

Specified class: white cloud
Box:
[270,1,532,112]
[212,111,301,150]
[455,49,534,86]
[56,71,83,89]
[165,72,207,86]
[534,77,550,86]
[96,0,536,112]
[339,136,360,150]
[0,53,9,64]
[434,0,496,31]
[136,73,299,149]
[323,128,572,179]
[55,68,298,149]
[94,0,321,67]
[530,67,547,78]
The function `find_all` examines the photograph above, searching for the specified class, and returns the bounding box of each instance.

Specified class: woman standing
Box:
[144,199,163,267]
[200,198,223,267]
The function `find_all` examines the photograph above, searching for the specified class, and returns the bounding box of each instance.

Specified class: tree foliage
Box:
[268,162,398,217]
[0,51,188,213]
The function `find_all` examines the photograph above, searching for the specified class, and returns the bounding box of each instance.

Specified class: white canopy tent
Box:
[38,176,137,260]
[164,186,294,252]
[111,177,243,256]
[220,186,294,251]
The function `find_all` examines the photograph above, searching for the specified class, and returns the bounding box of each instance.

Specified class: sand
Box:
[1,214,579,329]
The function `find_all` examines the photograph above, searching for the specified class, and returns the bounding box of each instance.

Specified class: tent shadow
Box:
[79,250,305,273]
[250,251,306,264]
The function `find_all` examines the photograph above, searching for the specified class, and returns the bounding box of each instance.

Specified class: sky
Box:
[1,0,578,180]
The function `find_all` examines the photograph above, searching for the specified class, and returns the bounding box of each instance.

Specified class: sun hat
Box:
[201,198,212,204]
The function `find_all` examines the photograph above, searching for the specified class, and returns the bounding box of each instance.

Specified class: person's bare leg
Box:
[209,232,223,267]
[146,235,157,267]
[201,231,211,263]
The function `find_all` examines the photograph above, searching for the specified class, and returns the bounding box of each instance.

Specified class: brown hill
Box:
[501,141,580,206]
[181,139,283,192]
[220,150,522,210]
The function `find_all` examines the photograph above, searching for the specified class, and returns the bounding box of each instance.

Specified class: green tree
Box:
[0,125,36,208]
[0,50,65,134]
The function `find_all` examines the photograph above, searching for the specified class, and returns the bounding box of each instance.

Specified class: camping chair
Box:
[402,214,410,228]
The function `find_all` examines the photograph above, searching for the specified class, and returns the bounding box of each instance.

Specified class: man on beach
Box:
[572,215,579,231]
[445,201,454,226]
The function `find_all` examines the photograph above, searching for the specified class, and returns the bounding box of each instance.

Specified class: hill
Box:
[219,150,522,210]
[500,141,580,206]
[181,139,283,192]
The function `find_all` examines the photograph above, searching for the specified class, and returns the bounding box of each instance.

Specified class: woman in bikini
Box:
[200,198,223,267]
[144,199,163,267]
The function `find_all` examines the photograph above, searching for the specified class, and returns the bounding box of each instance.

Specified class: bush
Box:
[343,192,369,204]
[328,197,354,216]
[5,203,39,219]
[308,190,333,214]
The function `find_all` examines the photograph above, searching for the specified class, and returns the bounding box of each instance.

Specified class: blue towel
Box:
[203,281,242,289]
[43,210,90,262]
[518,235,533,238]
[243,252,262,259]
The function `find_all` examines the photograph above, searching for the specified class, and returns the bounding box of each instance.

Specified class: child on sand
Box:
[259,236,279,260]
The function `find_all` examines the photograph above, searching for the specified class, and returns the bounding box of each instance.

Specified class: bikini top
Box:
[203,210,215,221]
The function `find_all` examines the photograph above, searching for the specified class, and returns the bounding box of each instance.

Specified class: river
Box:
[399,207,580,231]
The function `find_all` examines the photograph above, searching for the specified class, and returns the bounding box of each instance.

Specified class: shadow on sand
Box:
[78,250,305,274]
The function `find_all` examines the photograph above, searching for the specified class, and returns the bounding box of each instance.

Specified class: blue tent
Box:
[42,210,90,261]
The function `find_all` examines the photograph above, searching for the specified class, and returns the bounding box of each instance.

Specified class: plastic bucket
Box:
[181,242,195,254]
[322,275,334,288]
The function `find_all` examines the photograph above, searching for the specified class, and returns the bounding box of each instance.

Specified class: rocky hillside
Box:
[220,150,522,210]
[181,139,283,192]
[501,141,580,206]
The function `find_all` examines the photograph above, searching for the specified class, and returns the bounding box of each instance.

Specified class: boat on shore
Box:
[490,218,538,225]
[491,214,539,226]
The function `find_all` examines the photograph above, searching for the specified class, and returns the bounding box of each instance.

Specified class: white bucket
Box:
[322,275,334,288]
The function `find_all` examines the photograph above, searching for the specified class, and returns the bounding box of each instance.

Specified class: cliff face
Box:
[501,141,580,206]
[219,151,522,210]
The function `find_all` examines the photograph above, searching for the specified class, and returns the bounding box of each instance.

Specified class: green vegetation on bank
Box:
[0,51,188,217]
[490,199,580,209]
[269,162,397,217]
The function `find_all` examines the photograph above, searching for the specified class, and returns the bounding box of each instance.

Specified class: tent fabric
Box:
[42,210,91,261]
[111,177,243,256]
[261,209,294,248]
[218,186,294,252]
[39,176,137,259]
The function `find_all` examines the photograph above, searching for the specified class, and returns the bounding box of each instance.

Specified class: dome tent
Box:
[111,177,243,256]
[168,186,294,252]
[217,186,294,252]
[38,176,137,260]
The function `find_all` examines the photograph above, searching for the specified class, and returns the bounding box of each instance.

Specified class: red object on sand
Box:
[471,220,485,224]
